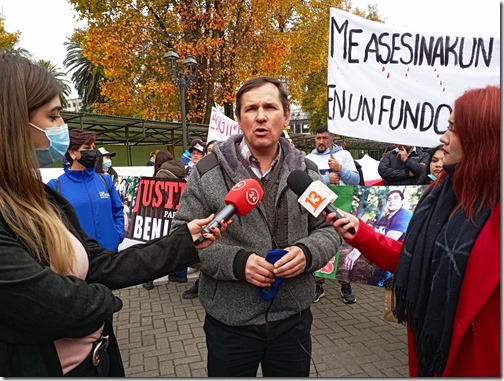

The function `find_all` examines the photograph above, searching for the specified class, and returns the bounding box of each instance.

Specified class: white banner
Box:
[40,166,154,184]
[207,107,241,142]
[328,8,500,147]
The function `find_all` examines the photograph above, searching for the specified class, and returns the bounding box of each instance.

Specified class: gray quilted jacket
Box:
[172,135,341,326]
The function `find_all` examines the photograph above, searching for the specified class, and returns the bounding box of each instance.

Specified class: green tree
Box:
[64,36,106,111]
[36,59,72,108]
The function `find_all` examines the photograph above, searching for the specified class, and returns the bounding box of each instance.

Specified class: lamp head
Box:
[182,55,197,67]
[163,48,180,63]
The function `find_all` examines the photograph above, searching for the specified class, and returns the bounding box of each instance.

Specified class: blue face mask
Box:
[102,158,112,170]
[30,123,70,167]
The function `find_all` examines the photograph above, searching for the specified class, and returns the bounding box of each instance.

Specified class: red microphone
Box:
[193,178,264,244]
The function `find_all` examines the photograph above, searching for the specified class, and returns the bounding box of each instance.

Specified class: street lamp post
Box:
[163,48,198,152]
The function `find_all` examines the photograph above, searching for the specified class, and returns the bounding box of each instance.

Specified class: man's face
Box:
[386,193,403,212]
[315,132,330,153]
[191,150,204,164]
[237,82,290,156]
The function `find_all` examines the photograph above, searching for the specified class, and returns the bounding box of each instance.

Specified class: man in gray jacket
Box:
[172,77,341,377]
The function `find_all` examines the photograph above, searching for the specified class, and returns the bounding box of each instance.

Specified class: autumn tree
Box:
[67,0,382,125]
[0,20,25,55]
[288,0,383,131]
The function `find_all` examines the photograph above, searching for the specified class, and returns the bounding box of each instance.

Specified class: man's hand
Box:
[273,246,306,279]
[245,254,275,287]
[344,248,361,270]
[329,172,340,185]
[397,146,409,162]
[328,158,343,172]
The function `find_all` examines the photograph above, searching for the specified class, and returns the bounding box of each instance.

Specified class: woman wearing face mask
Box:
[0,53,228,377]
[95,147,119,182]
[418,144,445,184]
[47,130,125,251]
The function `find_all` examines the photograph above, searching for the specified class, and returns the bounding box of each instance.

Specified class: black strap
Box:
[303,157,318,172]
[354,160,365,185]
[98,174,110,192]
[196,152,219,177]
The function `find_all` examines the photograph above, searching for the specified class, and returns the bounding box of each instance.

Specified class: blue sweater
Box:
[47,167,124,250]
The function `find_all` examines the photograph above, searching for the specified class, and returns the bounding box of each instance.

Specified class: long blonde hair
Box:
[0,54,75,274]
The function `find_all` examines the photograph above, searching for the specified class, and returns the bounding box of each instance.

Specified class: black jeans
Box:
[204,310,312,377]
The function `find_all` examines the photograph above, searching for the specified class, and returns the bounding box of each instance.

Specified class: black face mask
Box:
[77,149,98,168]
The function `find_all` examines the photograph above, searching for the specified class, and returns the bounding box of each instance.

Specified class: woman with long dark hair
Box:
[95,147,119,181]
[153,150,185,179]
[418,144,444,184]
[143,150,186,290]
[0,53,228,377]
[325,86,500,377]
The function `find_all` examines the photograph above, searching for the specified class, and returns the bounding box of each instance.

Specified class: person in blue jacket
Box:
[47,129,124,251]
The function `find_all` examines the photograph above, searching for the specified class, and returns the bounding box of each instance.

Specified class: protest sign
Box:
[207,106,241,142]
[333,185,426,287]
[118,176,186,243]
[328,8,500,147]
[314,185,353,279]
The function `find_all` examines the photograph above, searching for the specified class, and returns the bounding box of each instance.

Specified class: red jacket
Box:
[347,203,500,377]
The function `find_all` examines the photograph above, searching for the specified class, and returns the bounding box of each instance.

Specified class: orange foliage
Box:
[68,0,381,124]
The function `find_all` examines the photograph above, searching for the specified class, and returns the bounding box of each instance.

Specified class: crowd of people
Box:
[0,50,499,378]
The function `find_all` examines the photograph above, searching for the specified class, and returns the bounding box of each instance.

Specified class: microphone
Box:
[193,178,264,245]
[287,170,356,234]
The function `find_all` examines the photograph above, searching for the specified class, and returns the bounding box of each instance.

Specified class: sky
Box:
[1,0,501,99]
[2,0,85,97]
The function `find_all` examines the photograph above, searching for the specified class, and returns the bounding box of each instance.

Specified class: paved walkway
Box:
[112,274,409,377]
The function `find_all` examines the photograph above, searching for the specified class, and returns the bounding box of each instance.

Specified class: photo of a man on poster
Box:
[336,186,425,287]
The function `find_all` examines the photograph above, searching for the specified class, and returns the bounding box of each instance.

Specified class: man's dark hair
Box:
[387,189,404,200]
[235,76,290,119]
[315,125,328,134]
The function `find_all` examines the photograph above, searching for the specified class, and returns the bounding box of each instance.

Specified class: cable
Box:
[286,283,320,377]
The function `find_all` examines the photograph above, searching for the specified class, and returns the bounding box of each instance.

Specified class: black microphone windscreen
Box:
[287,170,313,196]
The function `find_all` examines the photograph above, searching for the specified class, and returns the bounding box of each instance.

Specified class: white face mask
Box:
[30,123,70,167]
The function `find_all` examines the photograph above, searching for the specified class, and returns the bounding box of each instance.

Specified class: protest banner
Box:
[328,8,500,147]
[207,106,241,142]
[333,185,426,287]
[117,176,186,243]
[39,166,154,184]
[314,185,353,280]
